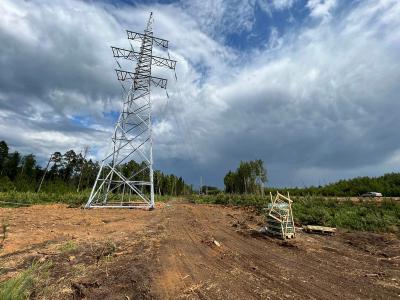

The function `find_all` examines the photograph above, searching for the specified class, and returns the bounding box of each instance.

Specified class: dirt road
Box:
[1,202,399,299]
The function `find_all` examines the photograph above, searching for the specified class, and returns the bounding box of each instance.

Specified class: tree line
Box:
[3,139,398,197]
[0,140,192,195]
[267,173,400,197]
[223,159,400,197]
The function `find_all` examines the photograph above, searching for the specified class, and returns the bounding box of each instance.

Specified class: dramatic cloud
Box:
[0,0,399,187]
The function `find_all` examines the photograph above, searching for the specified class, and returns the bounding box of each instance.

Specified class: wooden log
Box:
[303,225,336,235]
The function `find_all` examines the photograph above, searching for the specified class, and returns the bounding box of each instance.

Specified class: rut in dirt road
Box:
[150,203,400,300]
[1,203,399,299]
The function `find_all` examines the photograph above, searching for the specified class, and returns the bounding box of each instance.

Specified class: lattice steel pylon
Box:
[85,12,176,209]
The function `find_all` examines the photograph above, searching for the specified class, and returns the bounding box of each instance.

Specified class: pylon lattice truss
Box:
[85,12,176,209]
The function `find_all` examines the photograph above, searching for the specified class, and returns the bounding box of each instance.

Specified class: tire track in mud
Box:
[192,205,316,299]
[177,207,261,299]
[5,203,397,299]
[192,206,386,299]
[188,206,294,299]
[199,211,336,298]
[153,204,265,299]
[158,204,323,299]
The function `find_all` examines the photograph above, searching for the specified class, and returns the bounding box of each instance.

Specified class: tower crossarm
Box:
[127,30,169,49]
[111,46,176,70]
[115,69,168,89]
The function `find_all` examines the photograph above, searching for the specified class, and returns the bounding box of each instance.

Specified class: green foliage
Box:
[0,191,176,208]
[293,197,400,231]
[267,173,400,197]
[200,186,220,195]
[4,151,21,181]
[0,140,192,196]
[0,141,9,175]
[0,176,15,192]
[0,261,51,300]
[190,194,400,232]
[58,241,77,253]
[224,159,267,194]
[0,191,91,207]
[189,194,269,210]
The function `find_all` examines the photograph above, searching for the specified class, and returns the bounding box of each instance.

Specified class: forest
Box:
[223,159,400,197]
[2,139,400,199]
[265,173,400,197]
[0,140,192,196]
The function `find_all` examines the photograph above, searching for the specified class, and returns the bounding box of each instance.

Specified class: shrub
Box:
[0,176,15,192]
[0,262,51,300]
[189,194,400,232]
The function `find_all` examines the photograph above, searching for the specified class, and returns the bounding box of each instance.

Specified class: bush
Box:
[0,191,91,207]
[0,261,51,300]
[189,194,400,233]
[0,176,15,192]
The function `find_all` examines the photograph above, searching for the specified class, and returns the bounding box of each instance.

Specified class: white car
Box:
[361,192,382,197]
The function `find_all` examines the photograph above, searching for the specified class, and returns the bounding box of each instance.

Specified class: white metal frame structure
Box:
[85,12,176,209]
[266,192,296,239]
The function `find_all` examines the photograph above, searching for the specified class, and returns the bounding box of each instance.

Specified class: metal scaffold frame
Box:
[85,12,176,209]
[266,192,296,239]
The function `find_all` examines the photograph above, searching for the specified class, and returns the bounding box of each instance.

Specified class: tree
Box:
[0,176,15,192]
[21,154,36,178]
[224,171,236,193]
[5,151,21,181]
[224,159,267,194]
[49,152,62,178]
[14,154,37,191]
[62,150,78,181]
[0,140,192,195]
[0,141,9,175]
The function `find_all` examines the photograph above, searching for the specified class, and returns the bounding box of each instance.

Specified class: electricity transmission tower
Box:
[85,12,176,209]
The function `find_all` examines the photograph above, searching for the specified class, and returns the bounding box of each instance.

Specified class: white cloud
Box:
[271,0,296,10]
[257,0,297,16]
[0,0,399,187]
[306,0,337,20]
[180,0,256,36]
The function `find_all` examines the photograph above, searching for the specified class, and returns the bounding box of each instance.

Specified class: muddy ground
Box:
[1,201,399,299]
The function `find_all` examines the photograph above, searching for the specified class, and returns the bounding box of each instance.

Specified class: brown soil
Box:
[1,201,399,299]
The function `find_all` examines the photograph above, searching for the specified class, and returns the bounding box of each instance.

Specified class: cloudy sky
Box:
[1,0,399,188]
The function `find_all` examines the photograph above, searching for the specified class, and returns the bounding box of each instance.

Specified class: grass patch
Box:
[88,240,117,265]
[0,191,91,207]
[293,196,400,232]
[0,261,51,300]
[189,194,400,233]
[58,241,77,253]
[0,191,175,208]
[0,220,9,250]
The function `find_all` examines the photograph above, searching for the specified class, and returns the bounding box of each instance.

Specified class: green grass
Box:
[0,191,91,207]
[0,191,175,208]
[189,194,400,233]
[0,262,51,300]
[58,241,77,253]
[189,194,270,210]
[293,196,400,232]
